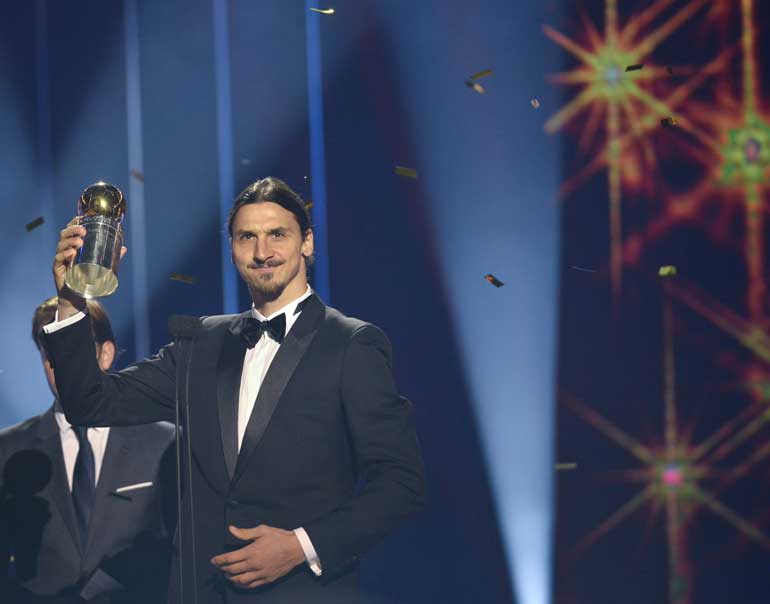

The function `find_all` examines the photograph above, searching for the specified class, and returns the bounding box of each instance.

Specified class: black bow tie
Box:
[239,314,286,347]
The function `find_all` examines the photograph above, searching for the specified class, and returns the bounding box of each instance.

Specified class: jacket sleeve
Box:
[303,325,427,577]
[41,311,178,427]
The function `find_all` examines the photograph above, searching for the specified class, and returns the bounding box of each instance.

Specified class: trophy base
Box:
[66,263,118,299]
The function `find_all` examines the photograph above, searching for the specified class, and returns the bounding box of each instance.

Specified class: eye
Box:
[271,231,286,238]
[239,233,254,240]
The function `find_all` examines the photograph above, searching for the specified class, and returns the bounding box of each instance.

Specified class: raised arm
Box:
[42,217,176,427]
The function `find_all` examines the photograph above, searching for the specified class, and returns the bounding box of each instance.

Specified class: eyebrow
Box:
[235,226,290,236]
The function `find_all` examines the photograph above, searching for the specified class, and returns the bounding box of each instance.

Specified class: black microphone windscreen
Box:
[168,315,203,339]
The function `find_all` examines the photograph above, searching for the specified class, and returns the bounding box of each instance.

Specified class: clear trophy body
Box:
[65,181,126,298]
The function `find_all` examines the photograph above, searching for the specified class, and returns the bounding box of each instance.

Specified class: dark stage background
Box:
[3,1,768,603]
[552,2,770,604]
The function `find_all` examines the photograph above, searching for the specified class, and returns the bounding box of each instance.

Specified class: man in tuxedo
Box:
[42,176,427,603]
[0,298,175,603]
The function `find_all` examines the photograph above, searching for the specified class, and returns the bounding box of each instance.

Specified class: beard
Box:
[249,271,284,297]
[243,260,295,301]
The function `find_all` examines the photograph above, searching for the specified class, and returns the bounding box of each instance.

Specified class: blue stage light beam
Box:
[370,2,564,602]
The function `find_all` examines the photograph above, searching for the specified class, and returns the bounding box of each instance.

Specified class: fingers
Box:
[56,225,86,259]
[219,558,257,576]
[211,549,248,568]
[120,245,127,260]
[227,571,269,589]
[229,524,266,540]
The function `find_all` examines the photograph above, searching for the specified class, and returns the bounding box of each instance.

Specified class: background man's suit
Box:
[43,294,427,603]
[0,408,175,603]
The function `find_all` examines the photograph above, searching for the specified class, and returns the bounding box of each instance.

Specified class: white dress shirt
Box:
[236,285,321,575]
[53,410,110,491]
[44,286,323,576]
[237,286,313,450]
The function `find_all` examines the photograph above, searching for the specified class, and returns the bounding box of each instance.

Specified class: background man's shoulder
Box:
[0,412,47,445]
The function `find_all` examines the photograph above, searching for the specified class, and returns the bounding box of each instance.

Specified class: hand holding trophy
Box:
[53,182,127,320]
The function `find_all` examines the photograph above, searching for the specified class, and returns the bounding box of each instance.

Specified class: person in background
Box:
[0,297,176,603]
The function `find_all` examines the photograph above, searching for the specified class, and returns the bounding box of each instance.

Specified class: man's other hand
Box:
[210,525,305,589]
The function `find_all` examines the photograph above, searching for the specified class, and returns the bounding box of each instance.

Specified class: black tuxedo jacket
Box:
[0,408,175,603]
[43,294,427,603]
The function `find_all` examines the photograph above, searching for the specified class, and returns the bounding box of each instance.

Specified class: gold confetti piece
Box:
[309,7,334,14]
[394,166,418,179]
[465,80,486,94]
[484,274,504,288]
[130,169,144,183]
[555,462,578,471]
[661,116,679,128]
[469,69,493,81]
[530,98,540,109]
[624,64,643,72]
[658,265,678,277]
[304,201,313,211]
[169,272,197,285]
[25,216,45,232]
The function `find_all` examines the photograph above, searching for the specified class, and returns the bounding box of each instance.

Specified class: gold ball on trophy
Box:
[78,182,126,221]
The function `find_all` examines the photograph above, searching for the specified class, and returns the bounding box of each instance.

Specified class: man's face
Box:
[230,202,313,300]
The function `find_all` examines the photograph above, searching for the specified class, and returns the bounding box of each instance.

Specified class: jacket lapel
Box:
[218,312,250,480]
[35,410,82,555]
[233,295,325,484]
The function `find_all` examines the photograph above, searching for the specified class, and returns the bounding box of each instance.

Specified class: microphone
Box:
[167,315,202,604]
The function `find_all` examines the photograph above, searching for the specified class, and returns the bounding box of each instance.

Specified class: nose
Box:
[252,236,273,263]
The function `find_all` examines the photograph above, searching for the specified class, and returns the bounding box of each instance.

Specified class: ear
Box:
[96,340,116,372]
[301,229,314,259]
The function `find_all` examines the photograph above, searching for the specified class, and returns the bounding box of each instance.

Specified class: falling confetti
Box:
[130,169,145,183]
[661,117,679,128]
[469,69,493,81]
[531,98,541,109]
[555,462,578,471]
[569,265,597,273]
[484,274,504,288]
[624,64,644,72]
[169,272,197,285]
[25,216,45,232]
[304,201,314,211]
[394,166,418,179]
[465,80,486,94]
[658,265,678,277]
[309,7,334,14]
[240,158,252,165]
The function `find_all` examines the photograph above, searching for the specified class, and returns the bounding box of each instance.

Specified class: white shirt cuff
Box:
[43,309,87,334]
[293,527,322,576]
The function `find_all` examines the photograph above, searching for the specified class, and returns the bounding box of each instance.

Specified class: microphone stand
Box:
[168,316,202,604]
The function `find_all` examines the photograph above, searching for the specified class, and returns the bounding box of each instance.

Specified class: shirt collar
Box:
[54,410,108,435]
[251,285,313,322]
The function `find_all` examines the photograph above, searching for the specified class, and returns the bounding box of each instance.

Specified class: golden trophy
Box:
[65,182,126,298]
